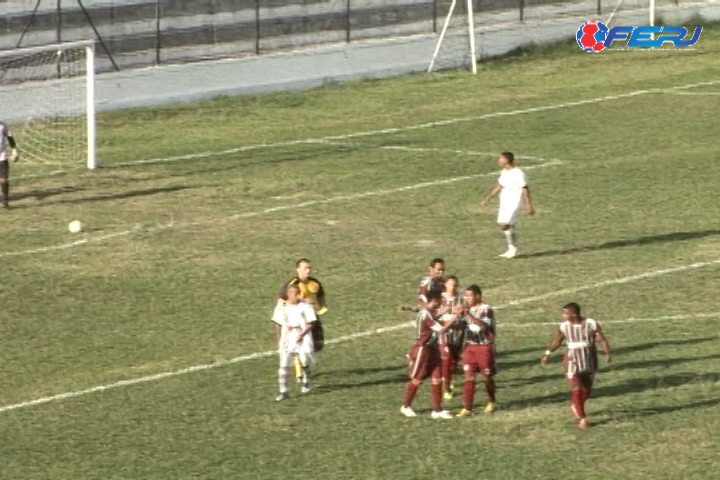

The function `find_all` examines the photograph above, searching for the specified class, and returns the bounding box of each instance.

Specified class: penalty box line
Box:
[14,77,720,180]
[1,259,720,415]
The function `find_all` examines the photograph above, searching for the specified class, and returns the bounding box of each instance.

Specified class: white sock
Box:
[503,229,513,249]
[278,367,289,393]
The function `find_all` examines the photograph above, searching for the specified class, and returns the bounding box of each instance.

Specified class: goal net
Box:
[0,40,96,171]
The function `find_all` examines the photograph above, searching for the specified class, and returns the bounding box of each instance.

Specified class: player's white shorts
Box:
[497,206,520,225]
[278,328,315,368]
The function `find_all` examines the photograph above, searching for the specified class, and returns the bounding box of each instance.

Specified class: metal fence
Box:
[0,0,666,71]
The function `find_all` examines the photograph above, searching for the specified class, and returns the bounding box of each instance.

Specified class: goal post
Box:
[0,40,97,170]
[428,0,478,74]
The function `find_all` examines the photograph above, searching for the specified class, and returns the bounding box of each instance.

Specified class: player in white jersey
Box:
[272,283,318,401]
[481,152,535,258]
[0,121,20,209]
[541,302,611,429]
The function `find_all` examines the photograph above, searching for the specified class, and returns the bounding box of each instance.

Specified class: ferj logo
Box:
[576,21,702,52]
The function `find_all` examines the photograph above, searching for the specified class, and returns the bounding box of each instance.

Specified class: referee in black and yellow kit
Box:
[284,258,328,383]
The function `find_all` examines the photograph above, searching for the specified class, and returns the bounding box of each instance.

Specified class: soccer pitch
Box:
[2,26,720,480]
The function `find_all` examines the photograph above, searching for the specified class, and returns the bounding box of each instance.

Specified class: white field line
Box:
[319,141,553,161]
[110,79,718,169]
[13,78,719,179]
[663,91,720,96]
[1,263,720,414]
[0,159,563,260]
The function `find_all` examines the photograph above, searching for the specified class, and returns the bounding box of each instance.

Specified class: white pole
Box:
[428,0,457,73]
[649,0,655,27]
[86,43,96,169]
[466,0,477,74]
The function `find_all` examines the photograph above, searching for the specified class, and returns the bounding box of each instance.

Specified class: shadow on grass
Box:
[11,185,86,202]
[314,373,408,394]
[516,371,720,410]
[519,230,720,259]
[13,185,194,207]
[607,397,720,419]
[57,185,194,204]
[499,336,717,370]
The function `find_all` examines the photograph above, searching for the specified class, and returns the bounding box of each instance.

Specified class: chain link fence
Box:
[0,0,693,71]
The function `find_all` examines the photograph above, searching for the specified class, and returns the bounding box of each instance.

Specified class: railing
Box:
[0,0,672,71]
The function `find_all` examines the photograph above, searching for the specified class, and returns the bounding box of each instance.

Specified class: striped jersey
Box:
[414,308,443,347]
[560,318,600,375]
[464,303,495,345]
[441,291,466,345]
[417,276,443,304]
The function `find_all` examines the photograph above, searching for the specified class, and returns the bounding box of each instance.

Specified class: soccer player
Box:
[440,275,464,401]
[457,285,498,416]
[283,258,329,383]
[540,302,612,429]
[481,152,536,258]
[418,258,446,307]
[398,258,446,313]
[401,289,462,419]
[272,283,318,401]
[0,120,20,209]
[283,258,328,383]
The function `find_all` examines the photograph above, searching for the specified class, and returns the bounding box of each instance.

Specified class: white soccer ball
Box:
[68,220,83,233]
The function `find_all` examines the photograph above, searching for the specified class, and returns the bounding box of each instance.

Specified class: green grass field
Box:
[2,25,720,480]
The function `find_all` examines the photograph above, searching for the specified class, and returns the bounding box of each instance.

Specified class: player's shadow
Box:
[601,397,720,419]
[333,365,405,376]
[611,336,716,356]
[11,185,86,202]
[510,350,720,386]
[612,352,720,371]
[520,229,720,259]
[517,371,720,409]
[499,336,716,370]
[314,372,408,394]
[56,185,193,204]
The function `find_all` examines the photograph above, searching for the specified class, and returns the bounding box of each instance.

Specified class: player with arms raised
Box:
[272,284,318,401]
[0,120,20,209]
[401,289,462,419]
[457,285,498,416]
[481,152,535,258]
[540,302,612,429]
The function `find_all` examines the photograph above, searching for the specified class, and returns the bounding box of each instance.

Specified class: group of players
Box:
[271,153,611,429]
[400,258,498,419]
[400,257,612,429]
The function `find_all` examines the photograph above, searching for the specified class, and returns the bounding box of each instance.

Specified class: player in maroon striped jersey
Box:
[439,275,465,401]
[541,302,612,429]
[457,285,498,416]
[399,258,447,362]
[417,258,445,308]
[401,289,463,419]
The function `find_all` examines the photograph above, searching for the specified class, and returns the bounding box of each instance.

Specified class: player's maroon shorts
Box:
[407,343,441,380]
[463,344,497,376]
